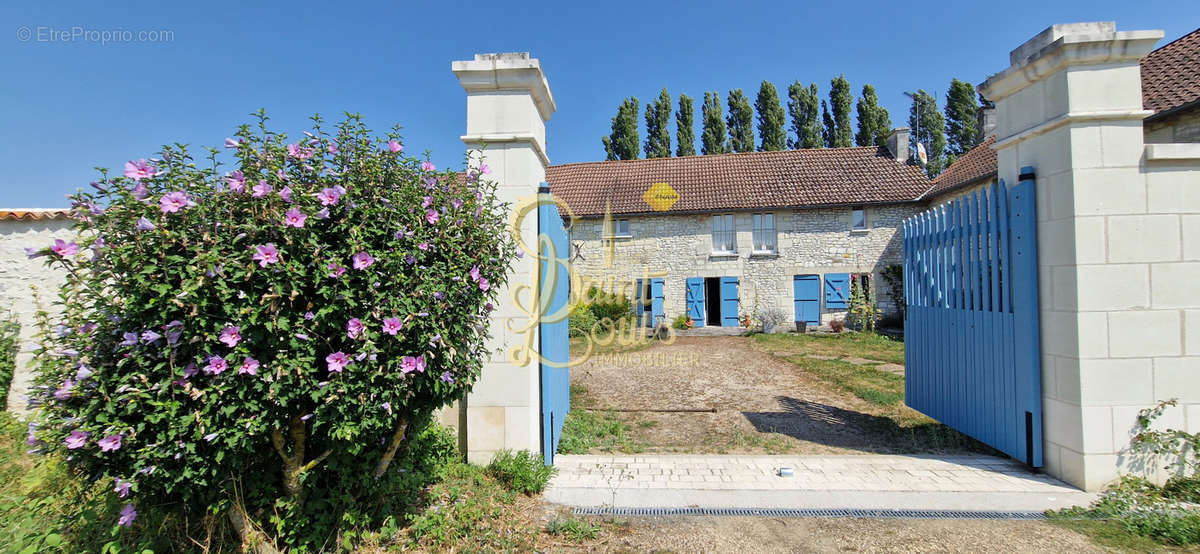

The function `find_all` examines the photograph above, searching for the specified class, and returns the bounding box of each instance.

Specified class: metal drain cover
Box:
[572,507,1047,520]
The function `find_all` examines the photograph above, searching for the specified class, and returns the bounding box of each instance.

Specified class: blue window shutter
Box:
[686,278,705,326]
[825,273,850,308]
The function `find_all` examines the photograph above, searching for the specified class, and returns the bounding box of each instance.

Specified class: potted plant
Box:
[795,320,807,333]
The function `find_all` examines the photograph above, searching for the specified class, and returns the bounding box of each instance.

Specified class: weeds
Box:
[485,450,556,495]
[753,331,905,364]
[546,516,601,541]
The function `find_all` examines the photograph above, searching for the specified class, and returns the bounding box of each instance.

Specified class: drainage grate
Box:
[572,507,1046,520]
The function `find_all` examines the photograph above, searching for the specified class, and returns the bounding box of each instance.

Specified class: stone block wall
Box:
[0,216,75,413]
[1144,106,1200,144]
[567,204,919,326]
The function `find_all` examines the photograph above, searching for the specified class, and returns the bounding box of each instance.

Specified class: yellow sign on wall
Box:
[642,182,679,212]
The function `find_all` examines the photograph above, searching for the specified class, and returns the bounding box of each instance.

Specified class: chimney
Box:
[885,127,910,163]
[978,105,997,138]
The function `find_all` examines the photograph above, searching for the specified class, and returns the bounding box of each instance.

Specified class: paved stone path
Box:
[547,454,1097,512]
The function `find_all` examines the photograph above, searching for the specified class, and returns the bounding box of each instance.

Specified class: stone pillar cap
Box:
[452,52,556,121]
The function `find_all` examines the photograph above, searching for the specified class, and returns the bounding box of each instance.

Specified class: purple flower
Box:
[252,181,272,198]
[24,247,45,259]
[124,159,159,181]
[469,265,481,282]
[480,163,491,175]
[433,292,444,300]
[160,191,191,213]
[404,255,416,265]
[388,140,403,152]
[184,362,198,378]
[346,318,364,339]
[283,207,307,228]
[219,326,241,347]
[304,311,314,320]
[328,262,346,278]
[118,504,137,527]
[479,277,490,291]
[98,434,122,452]
[441,371,455,383]
[50,239,79,257]
[295,333,309,341]
[141,330,161,343]
[238,357,259,375]
[114,478,133,498]
[315,207,330,220]
[132,182,150,201]
[75,364,92,381]
[53,379,75,401]
[136,217,156,231]
[253,243,281,267]
[420,161,436,172]
[279,186,292,202]
[382,317,403,336]
[422,196,433,208]
[382,402,392,414]
[430,333,442,345]
[451,198,464,209]
[328,141,339,154]
[425,209,439,224]
[224,138,240,148]
[316,187,341,206]
[119,332,138,347]
[204,432,218,442]
[418,242,429,251]
[287,143,313,159]
[205,356,228,375]
[326,352,349,373]
[401,354,426,374]
[64,430,88,449]
[352,251,374,270]
[226,171,246,193]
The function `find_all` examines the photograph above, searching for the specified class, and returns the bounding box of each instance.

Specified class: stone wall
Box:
[925,177,999,209]
[567,204,919,326]
[1144,105,1200,144]
[0,216,75,413]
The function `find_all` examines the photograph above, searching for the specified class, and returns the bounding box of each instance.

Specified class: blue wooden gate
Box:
[538,185,570,465]
[793,275,820,326]
[720,277,739,327]
[903,171,1042,467]
[686,277,705,327]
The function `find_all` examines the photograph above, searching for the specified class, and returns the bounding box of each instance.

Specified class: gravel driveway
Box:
[570,336,979,455]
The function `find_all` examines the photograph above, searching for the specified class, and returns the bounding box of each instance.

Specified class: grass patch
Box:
[794,357,906,407]
[557,409,643,454]
[545,516,602,541]
[485,450,556,495]
[1047,518,1171,552]
[754,331,905,364]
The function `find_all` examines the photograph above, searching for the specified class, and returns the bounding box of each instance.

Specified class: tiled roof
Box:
[921,135,998,200]
[1142,27,1200,114]
[546,147,929,217]
[0,210,70,221]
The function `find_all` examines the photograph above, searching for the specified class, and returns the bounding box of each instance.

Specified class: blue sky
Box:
[2,1,1196,207]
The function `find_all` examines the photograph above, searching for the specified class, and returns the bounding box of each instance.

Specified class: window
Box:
[752,213,776,252]
[612,218,631,237]
[711,214,736,253]
[851,206,868,231]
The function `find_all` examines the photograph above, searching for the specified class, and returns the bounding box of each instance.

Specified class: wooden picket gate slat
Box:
[903,176,1043,467]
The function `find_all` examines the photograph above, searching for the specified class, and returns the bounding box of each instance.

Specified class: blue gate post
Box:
[1010,168,1043,467]
[537,183,571,465]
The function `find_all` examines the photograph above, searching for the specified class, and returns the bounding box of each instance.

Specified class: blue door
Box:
[650,278,664,327]
[634,278,648,327]
[793,275,820,326]
[720,277,739,327]
[686,278,705,327]
[537,185,570,465]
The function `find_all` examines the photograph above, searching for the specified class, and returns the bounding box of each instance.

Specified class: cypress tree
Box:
[821,100,836,148]
[602,97,640,160]
[829,75,853,147]
[755,81,787,151]
[804,84,823,148]
[854,84,891,147]
[944,78,982,160]
[643,88,672,158]
[701,92,729,155]
[676,93,696,157]
[726,89,755,153]
[908,89,948,176]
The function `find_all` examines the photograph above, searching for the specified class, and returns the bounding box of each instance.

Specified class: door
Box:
[537,186,570,465]
[686,277,705,327]
[719,277,739,327]
[650,278,665,327]
[793,274,820,326]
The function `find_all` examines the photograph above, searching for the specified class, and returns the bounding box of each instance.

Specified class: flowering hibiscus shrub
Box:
[26,112,513,547]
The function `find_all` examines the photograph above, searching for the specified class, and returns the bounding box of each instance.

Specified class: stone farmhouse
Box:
[549,25,1200,331]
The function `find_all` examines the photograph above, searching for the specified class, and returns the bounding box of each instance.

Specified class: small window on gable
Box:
[851,206,868,231]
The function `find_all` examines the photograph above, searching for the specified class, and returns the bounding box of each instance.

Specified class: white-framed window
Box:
[752,213,776,253]
[606,218,631,238]
[711,214,736,253]
[851,206,868,231]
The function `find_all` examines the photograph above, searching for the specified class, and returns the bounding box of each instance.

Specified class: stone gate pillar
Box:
[452,53,556,464]
[980,23,1200,490]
